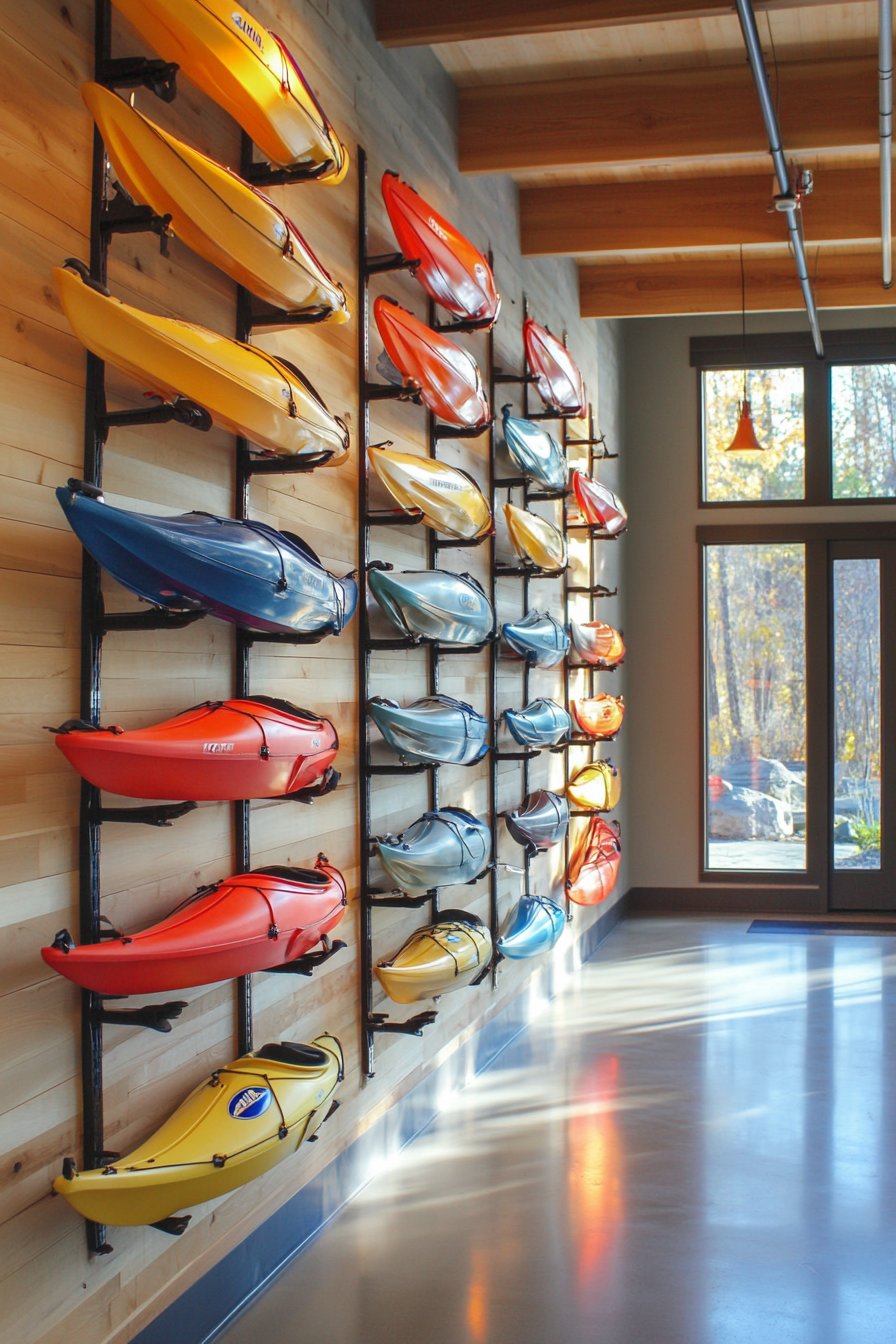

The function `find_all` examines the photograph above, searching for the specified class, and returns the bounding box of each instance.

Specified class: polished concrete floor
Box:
[222,917,896,1344]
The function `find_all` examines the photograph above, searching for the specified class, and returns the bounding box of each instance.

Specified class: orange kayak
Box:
[524,318,586,416]
[374,298,490,429]
[572,694,625,739]
[570,620,625,668]
[382,172,500,328]
[567,818,622,905]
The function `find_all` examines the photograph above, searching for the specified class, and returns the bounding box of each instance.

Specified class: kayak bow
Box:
[571,694,625,740]
[368,695,488,766]
[376,808,490,894]
[369,445,491,540]
[523,318,586,416]
[504,790,569,851]
[368,568,495,647]
[571,471,628,535]
[501,408,567,491]
[497,894,565,960]
[567,817,622,905]
[569,619,625,669]
[374,297,490,429]
[500,611,569,668]
[376,910,491,1003]
[504,502,567,573]
[568,760,622,813]
[504,698,570,748]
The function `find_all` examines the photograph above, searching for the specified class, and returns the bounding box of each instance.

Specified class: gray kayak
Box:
[504,697,570,747]
[504,790,569,850]
[501,611,569,667]
[502,407,568,491]
[376,807,492,894]
[368,694,489,766]
[369,568,495,646]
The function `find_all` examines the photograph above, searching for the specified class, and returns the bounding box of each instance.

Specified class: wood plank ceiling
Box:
[376,0,895,319]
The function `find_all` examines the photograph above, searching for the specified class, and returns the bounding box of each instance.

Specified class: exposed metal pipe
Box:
[881,0,893,289]
[734,0,824,357]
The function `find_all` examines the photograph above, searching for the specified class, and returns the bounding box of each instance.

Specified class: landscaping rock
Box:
[709,783,794,840]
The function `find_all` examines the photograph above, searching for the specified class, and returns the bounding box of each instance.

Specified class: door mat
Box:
[748,919,896,936]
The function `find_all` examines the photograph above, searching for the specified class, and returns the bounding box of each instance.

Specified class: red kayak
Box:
[572,694,625,739]
[571,471,628,535]
[52,696,337,800]
[374,297,490,429]
[524,318,586,416]
[41,857,346,994]
[382,172,500,329]
[567,818,621,906]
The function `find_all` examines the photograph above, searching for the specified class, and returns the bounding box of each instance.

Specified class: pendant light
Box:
[724,247,764,457]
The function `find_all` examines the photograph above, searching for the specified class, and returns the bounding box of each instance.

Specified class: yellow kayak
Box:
[110,0,348,179]
[54,1035,343,1227]
[376,911,492,1004]
[54,264,349,462]
[568,760,622,812]
[83,83,348,321]
[504,502,567,572]
[369,445,491,540]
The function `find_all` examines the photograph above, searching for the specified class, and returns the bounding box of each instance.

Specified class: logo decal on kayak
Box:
[232,12,264,48]
[427,216,449,243]
[229,1087,271,1120]
[203,742,235,753]
[458,592,480,612]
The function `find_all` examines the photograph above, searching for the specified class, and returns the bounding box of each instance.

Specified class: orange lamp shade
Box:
[725,400,764,456]
[572,694,624,739]
[568,760,621,813]
[567,816,622,905]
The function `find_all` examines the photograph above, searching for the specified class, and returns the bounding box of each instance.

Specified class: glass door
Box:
[829,542,896,909]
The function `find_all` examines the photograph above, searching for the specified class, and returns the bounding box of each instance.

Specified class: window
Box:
[832,559,881,870]
[702,367,805,503]
[832,364,896,498]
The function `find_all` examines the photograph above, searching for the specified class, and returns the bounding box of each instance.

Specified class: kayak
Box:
[83,83,348,321]
[504,790,569,850]
[568,760,621,813]
[368,695,488,766]
[109,0,348,178]
[382,172,500,328]
[368,568,494,646]
[498,894,565,960]
[373,298,490,429]
[376,910,491,1003]
[42,858,346,994]
[54,265,349,462]
[571,471,627,535]
[54,1035,343,1227]
[567,817,622,905]
[569,620,625,668]
[504,503,567,573]
[501,408,567,491]
[58,484,357,638]
[501,611,569,668]
[504,698,569,748]
[369,446,491,540]
[376,808,490,894]
[524,318,586,416]
[572,694,625,740]
[52,697,337,800]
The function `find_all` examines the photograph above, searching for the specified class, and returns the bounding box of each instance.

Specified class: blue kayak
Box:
[368,695,488,766]
[504,698,569,748]
[368,568,495,646]
[57,482,357,637]
[376,807,491,894]
[504,790,569,850]
[501,611,569,667]
[502,407,568,491]
[498,893,565,960]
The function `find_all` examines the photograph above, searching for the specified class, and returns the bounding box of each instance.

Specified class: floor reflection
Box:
[221,919,896,1344]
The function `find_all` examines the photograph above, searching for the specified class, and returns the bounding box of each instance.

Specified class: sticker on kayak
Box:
[445,935,461,944]
[228,1087,272,1120]
[232,12,264,50]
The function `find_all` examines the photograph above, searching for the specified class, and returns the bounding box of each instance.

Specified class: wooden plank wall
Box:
[0,0,627,1340]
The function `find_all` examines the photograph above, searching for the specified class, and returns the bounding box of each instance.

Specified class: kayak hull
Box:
[504,698,570,748]
[376,808,490,894]
[568,818,622,905]
[523,318,586,416]
[54,1035,343,1225]
[502,409,567,491]
[501,611,569,668]
[504,502,567,573]
[42,859,346,994]
[572,694,625,739]
[568,761,622,813]
[368,695,488,766]
[571,471,627,535]
[505,790,569,850]
[109,0,348,177]
[57,486,357,638]
[569,620,625,669]
[369,568,494,646]
[376,911,491,1003]
[369,445,491,540]
[382,173,499,327]
[374,297,490,429]
[498,894,565,960]
[54,697,337,800]
[54,266,349,460]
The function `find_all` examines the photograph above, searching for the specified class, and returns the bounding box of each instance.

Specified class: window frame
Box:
[692,329,896,509]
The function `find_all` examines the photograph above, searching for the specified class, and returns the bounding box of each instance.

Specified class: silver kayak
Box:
[504,698,570,748]
[502,407,568,491]
[501,611,569,668]
[504,790,569,850]
[369,568,495,646]
[376,807,491,894]
[497,894,565,960]
[368,694,488,766]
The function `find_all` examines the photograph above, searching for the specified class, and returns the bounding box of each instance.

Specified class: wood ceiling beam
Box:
[376,0,859,47]
[459,57,878,174]
[579,252,896,318]
[521,168,881,255]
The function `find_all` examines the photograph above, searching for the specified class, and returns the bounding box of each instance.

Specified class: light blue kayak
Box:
[376,807,491,894]
[501,611,569,668]
[369,568,495,646]
[504,698,569,748]
[502,407,567,491]
[497,893,565,960]
[368,695,488,766]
